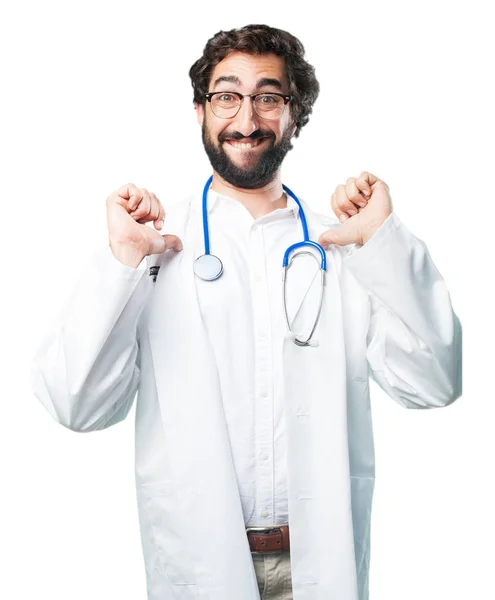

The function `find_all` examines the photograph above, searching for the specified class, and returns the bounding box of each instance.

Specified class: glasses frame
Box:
[204,91,293,120]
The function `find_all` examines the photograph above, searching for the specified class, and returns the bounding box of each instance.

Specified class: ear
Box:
[196,102,205,127]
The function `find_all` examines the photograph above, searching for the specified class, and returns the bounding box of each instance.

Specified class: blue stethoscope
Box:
[193,175,327,347]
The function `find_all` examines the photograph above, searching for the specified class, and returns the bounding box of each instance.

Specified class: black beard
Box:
[201,122,294,189]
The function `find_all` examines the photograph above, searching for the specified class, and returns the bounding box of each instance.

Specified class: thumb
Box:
[318,221,360,248]
[148,233,183,254]
[161,234,183,253]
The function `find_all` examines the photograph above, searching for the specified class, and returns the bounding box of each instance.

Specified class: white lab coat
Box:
[31,188,462,600]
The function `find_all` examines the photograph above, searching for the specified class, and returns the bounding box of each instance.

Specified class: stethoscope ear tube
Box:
[282,240,327,271]
[282,252,326,347]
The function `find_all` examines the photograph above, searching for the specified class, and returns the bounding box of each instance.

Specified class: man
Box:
[31,23,462,600]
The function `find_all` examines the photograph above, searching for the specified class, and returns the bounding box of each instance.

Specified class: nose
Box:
[232,96,259,138]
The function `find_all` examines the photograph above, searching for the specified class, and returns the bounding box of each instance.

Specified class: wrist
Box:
[109,240,146,269]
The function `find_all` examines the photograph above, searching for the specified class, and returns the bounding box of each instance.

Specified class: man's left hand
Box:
[317,172,393,249]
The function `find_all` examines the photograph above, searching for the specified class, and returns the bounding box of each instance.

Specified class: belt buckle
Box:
[246,526,284,555]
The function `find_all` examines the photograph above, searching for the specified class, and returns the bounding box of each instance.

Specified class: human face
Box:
[196,52,297,189]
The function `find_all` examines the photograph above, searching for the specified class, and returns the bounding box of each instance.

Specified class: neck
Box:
[210,171,287,219]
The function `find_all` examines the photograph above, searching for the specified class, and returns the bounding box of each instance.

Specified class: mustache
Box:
[221,132,272,142]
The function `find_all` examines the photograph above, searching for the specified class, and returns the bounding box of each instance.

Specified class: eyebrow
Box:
[211,75,283,91]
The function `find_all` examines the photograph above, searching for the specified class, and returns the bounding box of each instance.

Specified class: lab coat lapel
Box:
[282,203,359,599]
[147,192,260,598]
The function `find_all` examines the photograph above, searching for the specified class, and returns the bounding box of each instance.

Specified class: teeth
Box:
[227,138,264,149]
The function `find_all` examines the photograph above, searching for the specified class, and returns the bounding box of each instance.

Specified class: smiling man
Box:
[32,23,462,600]
[191,33,318,221]
[198,52,296,196]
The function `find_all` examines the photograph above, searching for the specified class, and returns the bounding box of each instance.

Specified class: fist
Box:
[318,171,393,249]
[106,183,183,267]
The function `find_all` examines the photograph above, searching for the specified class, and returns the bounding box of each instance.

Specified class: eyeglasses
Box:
[205,91,293,120]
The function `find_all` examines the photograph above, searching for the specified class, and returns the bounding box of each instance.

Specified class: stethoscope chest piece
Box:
[193,253,223,281]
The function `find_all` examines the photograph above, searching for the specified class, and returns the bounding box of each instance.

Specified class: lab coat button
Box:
[260,509,269,518]
[260,391,269,398]
[261,452,269,460]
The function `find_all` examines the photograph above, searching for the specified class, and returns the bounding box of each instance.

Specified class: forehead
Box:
[209,52,288,90]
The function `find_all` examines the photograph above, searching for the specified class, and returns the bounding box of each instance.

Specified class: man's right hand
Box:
[106,183,183,268]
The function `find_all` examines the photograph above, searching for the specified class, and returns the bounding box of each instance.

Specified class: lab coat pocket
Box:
[139,479,196,585]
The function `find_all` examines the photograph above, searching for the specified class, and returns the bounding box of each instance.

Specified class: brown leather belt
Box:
[246,525,290,553]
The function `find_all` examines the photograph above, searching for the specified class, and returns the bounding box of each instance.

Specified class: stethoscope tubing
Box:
[197,175,327,346]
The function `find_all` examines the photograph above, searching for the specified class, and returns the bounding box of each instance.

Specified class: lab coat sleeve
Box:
[30,243,153,432]
[342,212,462,409]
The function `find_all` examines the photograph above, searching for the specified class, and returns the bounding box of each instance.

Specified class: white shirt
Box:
[190,187,318,527]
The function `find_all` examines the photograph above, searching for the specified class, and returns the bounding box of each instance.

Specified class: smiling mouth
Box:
[224,137,271,150]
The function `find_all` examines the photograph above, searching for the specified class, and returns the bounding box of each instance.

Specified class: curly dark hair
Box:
[188,24,320,138]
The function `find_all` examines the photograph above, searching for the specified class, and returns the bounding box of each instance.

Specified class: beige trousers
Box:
[252,551,293,599]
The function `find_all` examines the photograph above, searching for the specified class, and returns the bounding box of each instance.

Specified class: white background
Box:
[1,1,493,599]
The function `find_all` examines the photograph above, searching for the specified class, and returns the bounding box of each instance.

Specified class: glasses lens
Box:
[254,93,284,119]
[211,93,240,118]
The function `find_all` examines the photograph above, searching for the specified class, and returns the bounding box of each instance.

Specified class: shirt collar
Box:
[206,187,300,220]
